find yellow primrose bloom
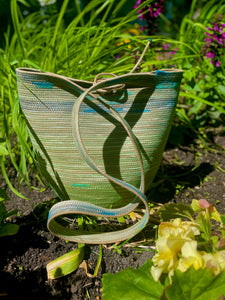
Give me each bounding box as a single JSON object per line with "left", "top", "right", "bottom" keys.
{"left": 177, "top": 240, "right": 203, "bottom": 273}
{"left": 201, "top": 253, "right": 221, "bottom": 276}
{"left": 151, "top": 237, "right": 186, "bottom": 281}
{"left": 210, "top": 251, "right": 225, "bottom": 275}
{"left": 151, "top": 219, "right": 200, "bottom": 281}
{"left": 213, "top": 250, "right": 225, "bottom": 269}
{"left": 158, "top": 218, "right": 200, "bottom": 240}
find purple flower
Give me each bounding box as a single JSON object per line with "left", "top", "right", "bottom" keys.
{"left": 162, "top": 43, "right": 171, "bottom": 50}
{"left": 134, "top": 0, "right": 164, "bottom": 34}
{"left": 214, "top": 24, "right": 219, "bottom": 31}
{"left": 156, "top": 43, "right": 178, "bottom": 66}
{"left": 206, "top": 51, "right": 215, "bottom": 59}
{"left": 202, "top": 15, "right": 225, "bottom": 67}
{"left": 216, "top": 61, "right": 221, "bottom": 67}
{"left": 134, "top": 0, "right": 141, "bottom": 9}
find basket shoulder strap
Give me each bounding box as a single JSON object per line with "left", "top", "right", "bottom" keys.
{"left": 47, "top": 69, "right": 150, "bottom": 244}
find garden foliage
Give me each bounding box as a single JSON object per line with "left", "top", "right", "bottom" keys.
{"left": 102, "top": 200, "right": 225, "bottom": 299}
{"left": 0, "top": 0, "right": 224, "bottom": 294}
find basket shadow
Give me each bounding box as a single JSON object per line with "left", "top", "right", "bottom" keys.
{"left": 147, "top": 162, "right": 215, "bottom": 204}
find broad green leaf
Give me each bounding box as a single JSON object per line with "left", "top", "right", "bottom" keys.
{"left": 165, "top": 267, "right": 225, "bottom": 300}
{"left": 158, "top": 203, "right": 194, "bottom": 222}
{"left": 0, "top": 223, "right": 19, "bottom": 237}
{"left": 47, "top": 244, "right": 85, "bottom": 279}
{"left": 102, "top": 259, "right": 164, "bottom": 300}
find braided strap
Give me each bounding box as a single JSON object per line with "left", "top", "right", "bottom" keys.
{"left": 47, "top": 76, "right": 150, "bottom": 244}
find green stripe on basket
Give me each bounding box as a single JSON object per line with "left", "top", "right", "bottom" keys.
{"left": 71, "top": 183, "right": 91, "bottom": 187}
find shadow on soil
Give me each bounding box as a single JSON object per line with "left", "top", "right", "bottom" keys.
{"left": 147, "top": 162, "right": 215, "bottom": 204}
{"left": 0, "top": 269, "right": 73, "bottom": 300}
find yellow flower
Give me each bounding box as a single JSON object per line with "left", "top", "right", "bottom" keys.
{"left": 177, "top": 240, "right": 203, "bottom": 273}
{"left": 151, "top": 237, "right": 185, "bottom": 281}
{"left": 213, "top": 250, "right": 225, "bottom": 270}
{"left": 158, "top": 218, "right": 200, "bottom": 240}
{"left": 201, "top": 253, "right": 221, "bottom": 276}
{"left": 201, "top": 251, "right": 225, "bottom": 276}
{"left": 151, "top": 219, "right": 200, "bottom": 281}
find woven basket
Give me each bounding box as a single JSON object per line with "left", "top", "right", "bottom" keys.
{"left": 16, "top": 63, "right": 183, "bottom": 244}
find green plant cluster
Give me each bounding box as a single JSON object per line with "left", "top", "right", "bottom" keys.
{"left": 0, "top": 187, "right": 19, "bottom": 237}
{"left": 102, "top": 199, "right": 225, "bottom": 299}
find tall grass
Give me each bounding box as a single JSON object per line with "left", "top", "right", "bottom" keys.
{"left": 140, "top": 0, "right": 225, "bottom": 145}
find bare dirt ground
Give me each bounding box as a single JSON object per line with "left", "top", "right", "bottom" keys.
{"left": 0, "top": 128, "right": 225, "bottom": 300}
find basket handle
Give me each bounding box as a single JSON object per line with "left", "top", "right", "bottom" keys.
{"left": 47, "top": 77, "right": 151, "bottom": 245}
{"left": 47, "top": 41, "right": 152, "bottom": 244}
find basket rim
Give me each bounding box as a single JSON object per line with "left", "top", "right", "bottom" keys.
{"left": 16, "top": 67, "right": 183, "bottom": 85}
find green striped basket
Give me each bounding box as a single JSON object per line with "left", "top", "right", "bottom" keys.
{"left": 16, "top": 65, "right": 183, "bottom": 244}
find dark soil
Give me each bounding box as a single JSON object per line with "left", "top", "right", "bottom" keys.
{"left": 1, "top": 129, "right": 225, "bottom": 300}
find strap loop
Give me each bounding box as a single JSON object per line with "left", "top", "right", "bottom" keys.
{"left": 93, "top": 73, "right": 126, "bottom": 93}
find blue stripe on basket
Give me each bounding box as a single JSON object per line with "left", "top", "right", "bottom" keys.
{"left": 32, "top": 81, "right": 54, "bottom": 89}
{"left": 156, "top": 82, "right": 180, "bottom": 89}
{"left": 20, "top": 98, "right": 176, "bottom": 113}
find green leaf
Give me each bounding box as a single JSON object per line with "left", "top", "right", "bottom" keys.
{"left": 0, "top": 188, "right": 10, "bottom": 202}
{"left": 6, "top": 209, "right": 18, "bottom": 218}
{"left": 46, "top": 244, "right": 85, "bottom": 279}
{"left": 221, "top": 215, "right": 225, "bottom": 227}
{"left": 17, "top": 0, "right": 30, "bottom": 6}
{"left": 102, "top": 259, "right": 164, "bottom": 300}
{"left": 0, "top": 145, "right": 8, "bottom": 156}
{"left": 216, "top": 85, "right": 225, "bottom": 96}
{"left": 0, "top": 202, "right": 7, "bottom": 223}
{"left": 165, "top": 267, "right": 225, "bottom": 300}
{"left": 0, "top": 223, "right": 19, "bottom": 237}
{"left": 158, "top": 203, "right": 194, "bottom": 222}
{"left": 196, "top": 212, "right": 211, "bottom": 242}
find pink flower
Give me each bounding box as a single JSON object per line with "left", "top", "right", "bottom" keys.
{"left": 134, "top": 0, "right": 164, "bottom": 34}
{"left": 216, "top": 61, "right": 221, "bottom": 67}
{"left": 198, "top": 199, "right": 214, "bottom": 212}
{"left": 162, "top": 43, "right": 171, "bottom": 50}
{"left": 206, "top": 51, "right": 215, "bottom": 59}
